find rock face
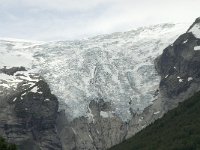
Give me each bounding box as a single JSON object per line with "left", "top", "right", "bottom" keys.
{"left": 0, "top": 67, "right": 62, "bottom": 150}
{"left": 155, "top": 18, "right": 200, "bottom": 111}
{"left": 0, "top": 66, "right": 26, "bottom": 75}
{"left": 56, "top": 92, "right": 162, "bottom": 150}
{"left": 57, "top": 99, "right": 128, "bottom": 150}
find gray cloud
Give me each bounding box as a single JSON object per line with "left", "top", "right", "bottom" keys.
{"left": 0, "top": 0, "right": 199, "bottom": 41}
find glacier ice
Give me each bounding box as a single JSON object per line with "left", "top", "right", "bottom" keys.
{"left": 0, "top": 23, "right": 189, "bottom": 121}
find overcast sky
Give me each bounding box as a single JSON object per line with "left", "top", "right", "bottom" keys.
{"left": 0, "top": 0, "right": 199, "bottom": 41}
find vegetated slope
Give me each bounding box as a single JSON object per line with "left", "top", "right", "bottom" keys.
{"left": 110, "top": 91, "right": 200, "bottom": 150}
{"left": 0, "top": 136, "right": 17, "bottom": 150}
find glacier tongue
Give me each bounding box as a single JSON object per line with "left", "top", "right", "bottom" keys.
{"left": 0, "top": 23, "right": 189, "bottom": 121}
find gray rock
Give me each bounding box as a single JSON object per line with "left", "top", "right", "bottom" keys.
{"left": 0, "top": 66, "right": 26, "bottom": 75}
{"left": 155, "top": 31, "right": 200, "bottom": 110}
{"left": 57, "top": 99, "right": 128, "bottom": 150}
{"left": 0, "top": 68, "right": 62, "bottom": 150}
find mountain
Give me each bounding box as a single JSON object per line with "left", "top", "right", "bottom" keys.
{"left": 0, "top": 23, "right": 188, "bottom": 120}
{"left": 110, "top": 17, "right": 200, "bottom": 150}
{"left": 0, "top": 18, "right": 199, "bottom": 150}
{"left": 109, "top": 91, "right": 200, "bottom": 150}
{"left": 0, "top": 67, "right": 62, "bottom": 149}
{"left": 154, "top": 17, "right": 200, "bottom": 111}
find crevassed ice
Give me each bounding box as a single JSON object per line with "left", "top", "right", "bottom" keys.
{"left": 0, "top": 23, "right": 189, "bottom": 121}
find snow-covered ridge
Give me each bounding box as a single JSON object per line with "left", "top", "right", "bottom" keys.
{"left": 0, "top": 70, "right": 41, "bottom": 96}
{"left": 188, "top": 17, "right": 200, "bottom": 39}
{"left": 189, "top": 24, "right": 200, "bottom": 38}
{"left": 0, "top": 39, "right": 44, "bottom": 69}
{"left": 0, "top": 23, "right": 189, "bottom": 121}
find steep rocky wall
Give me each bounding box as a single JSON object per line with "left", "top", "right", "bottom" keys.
{"left": 0, "top": 67, "right": 62, "bottom": 150}
{"left": 155, "top": 25, "right": 200, "bottom": 111}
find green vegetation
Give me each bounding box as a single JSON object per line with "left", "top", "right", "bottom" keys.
{"left": 110, "top": 91, "right": 200, "bottom": 150}
{"left": 0, "top": 137, "right": 17, "bottom": 150}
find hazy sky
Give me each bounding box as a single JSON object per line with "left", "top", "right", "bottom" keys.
{"left": 0, "top": 0, "right": 199, "bottom": 41}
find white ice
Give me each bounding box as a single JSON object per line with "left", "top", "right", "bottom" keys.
{"left": 194, "top": 46, "right": 200, "bottom": 51}
{"left": 0, "top": 23, "right": 189, "bottom": 121}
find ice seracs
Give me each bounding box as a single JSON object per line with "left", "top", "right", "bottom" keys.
{"left": 0, "top": 23, "right": 189, "bottom": 121}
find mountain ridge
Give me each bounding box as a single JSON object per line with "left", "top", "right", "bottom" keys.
{"left": 109, "top": 16, "right": 200, "bottom": 150}
{"left": 0, "top": 19, "right": 199, "bottom": 150}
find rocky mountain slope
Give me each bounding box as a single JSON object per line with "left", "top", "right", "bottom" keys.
{"left": 0, "top": 67, "right": 61, "bottom": 149}
{"left": 155, "top": 17, "right": 200, "bottom": 111}
{"left": 109, "top": 16, "right": 200, "bottom": 150}
{"left": 109, "top": 91, "right": 200, "bottom": 150}
{"left": 1, "top": 18, "right": 200, "bottom": 149}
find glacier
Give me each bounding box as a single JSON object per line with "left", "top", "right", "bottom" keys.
{"left": 0, "top": 23, "right": 189, "bottom": 121}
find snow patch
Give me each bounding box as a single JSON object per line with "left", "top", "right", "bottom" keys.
{"left": 194, "top": 46, "right": 200, "bottom": 51}
{"left": 0, "top": 73, "right": 14, "bottom": 80}
{"left": 100, "top": 111, "right": 113, "bottom": 118}
{"left": 0, "top": 52, "right": 33, "bottom": 69}
{"left": 31, "top": 86, "right": 39, "bottom": 93}
{"left": 179, "top": 79, "right": 183, "bottom": 82}
{"left": 188, "top": 77, "right": 193, "bottom": 82}
{"left": 0, "top": 23, "right": 189, "bottom": 121}
{"left": 13, "top": 97, "right": 17, "bottom": 102}
{"left": 21, "top": 93, "right": 26, "bottom": 97}
{"left": 153, "top": 111, "right": 160, "bottom": 115}
{"left": 88, "top": 134, "right": 93, "bottom": 141}
{"left": 183, "top": 39, "right": 188, "bottom": 44}
{"left": 0, "top": 83, "right": 10, "bottom": 88}
{"left": 138, "top": 117, "right": 144, "bottom": 122}
{"left": 44, "top": 98, "right": 50, "bottom": 101}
